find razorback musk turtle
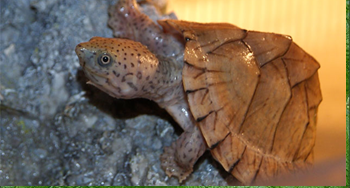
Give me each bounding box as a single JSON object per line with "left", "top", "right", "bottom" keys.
{"left": 75, "top": 0, "right": 322, "bottom": 184}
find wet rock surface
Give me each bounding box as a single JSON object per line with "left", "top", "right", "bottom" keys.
{"left": 0, "top": 0, "right": 231, "bottom": 185}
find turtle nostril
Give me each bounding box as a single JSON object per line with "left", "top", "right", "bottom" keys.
{"left": 75, "top": 44, "right": 87, "bottom": 55}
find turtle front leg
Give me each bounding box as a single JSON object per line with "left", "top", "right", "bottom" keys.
{"left": 161, "top": 101, "right": 207, "bottom": 182}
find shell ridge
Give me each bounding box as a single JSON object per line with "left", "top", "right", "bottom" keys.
{"left": 271, "top": 82, "right": 309, "bottom": 161}
{"left": 242, "top": 31, "right": 292, "bottom": 67}
{"left": 193, "top": 39, "right": 220, "bottom": 51}
{"left": 230, "top": 145, "right": 247, "bottom": 173}
{"left": 304, "top": 73, "right": 322, "bottom": 108}
{"left": 261, "top": 37, "right": 292, "bottom": 67}
{"left": 228, "top": 59, "right": 293, "bottom": 158}
{"left": 251, "top": 153, "right": 264, "bottom": 184}
{"left": 236, "top": 41, "right": 262, "bottom": 134}
{"left": 232, "top": 146, "right": 264, "bottom": 184}
{"left": 203, "top": 37, "right": 247, "bottom": 54}
{"left": 185, "top": 87, "right": 207, "bottom": 94}
{"left": 303, "top": 147, "right": 314, "bottom": 163}
{"left": 199, "top": 88, "right": 209, "bottom": 104}
{"left": 292, "top": 74, "right": 321, "bottom": 162}
{"left": 235, "top": 134, "right": 286, "bottom": 161}
{"left": 280, "top": 56, "right": 294, "bottom": 96}
{"left": 183, "top": 59, "right": 206, "bottom": 71}
{"left": 263, "top": 61, "right": 293, "bottom": 154}
{"left": 281, "top": 43, "right": 320, "bottom": 87}
{"left": 196, "top": 110, "right": 213, "bottom": 122}
{"left": 210, "top": 131, "right": 231, "bottom": 151}
{"left": 291, "top": 82, "right": 311, "bottom": 162}
{"left": 286, "top": 68, "right": 320, "bottom": 89}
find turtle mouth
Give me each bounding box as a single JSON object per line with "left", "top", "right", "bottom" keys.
{"left": 83, "top": 66, "right": 109, "bottom": 85}
{"left": 84, "top": 66, "right": 107, "bottom": 78}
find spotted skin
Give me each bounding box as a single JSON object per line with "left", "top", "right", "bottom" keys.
{"left": 75, "top": 36, "right": 207, "bottom": 182}
{"left": 108, "top": 0, "right": 184, "bottom": 60}
{"left": 76, "top": 37, "right": 160, "bottom": 99}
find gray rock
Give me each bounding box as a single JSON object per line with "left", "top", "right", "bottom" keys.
{"left": 0, "top": 0, "right": 232, "bottom": 185}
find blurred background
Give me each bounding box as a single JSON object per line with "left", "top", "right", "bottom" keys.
{"left": 167, "top": 0, "right": 346, "bottom": 183}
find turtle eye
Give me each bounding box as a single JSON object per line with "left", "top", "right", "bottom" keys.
{"left": 98, "top": 54, "right": 112, "bottom": 67}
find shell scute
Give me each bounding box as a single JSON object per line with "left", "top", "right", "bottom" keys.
{"left": 243, "top": 31, "right": 292, "bottom": 66}
{"left": 232, "top": 147, "right": 263, "bottom": 184}
{"left": 165, "top": 20, "right": 322, "bottom": 184}
{"left": 271, "top": 82, "right": 309, "bottom": 161}
{"left": 282, "top": 43, "right": 320, "bottom": 87}
{"left": 184, "top": 38, "right": 261, "bottom": 147}
{"left": 186, "top": 88, "right": 213, "bottom": 120}
{"left": 239, "top": 59, "right": 291, "bottom": 154}
{"left": 211, "top": 133, "right": 246, "bottom": 171}
{"left": 198, "top": 111, "right": 231, "bottom": 147}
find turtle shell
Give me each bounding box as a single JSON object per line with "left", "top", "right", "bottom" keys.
{"left": 159, "top": 20, "right": 322, "bottom": 184}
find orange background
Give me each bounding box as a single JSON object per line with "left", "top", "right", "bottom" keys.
{"left": 167, "top": 0, "right": 346, "bottom": 164}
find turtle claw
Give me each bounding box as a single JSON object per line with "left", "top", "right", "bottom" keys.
{"left": 160, "top": 143, "right": 193, "bottom": 183}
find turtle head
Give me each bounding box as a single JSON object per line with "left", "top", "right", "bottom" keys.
{"left": 75, "top": 37, "right": 159, "bottom": 99}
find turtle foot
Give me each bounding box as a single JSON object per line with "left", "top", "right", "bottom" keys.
{"left": 160, "top": 142, "right": 193, "bottom": 183}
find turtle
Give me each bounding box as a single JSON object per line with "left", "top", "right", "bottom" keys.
{"left": 75, "top": 0, "right": 322, "bottom": 185}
